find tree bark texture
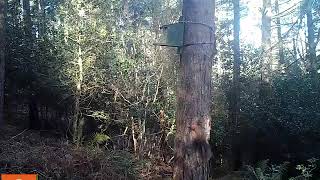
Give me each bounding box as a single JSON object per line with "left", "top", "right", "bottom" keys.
{"left": 174, "top": 0, "right": 215, "bottom": 179}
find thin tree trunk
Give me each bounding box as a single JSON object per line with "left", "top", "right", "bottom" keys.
{"left": 22, "top": 0, "right": 32, "bottom": 38}
{"left": 34, "top": 0, "right": 39, "bottom": 37}
{"left": 259, "top": 0, "right": 272, "bottom": 101}
{"left": 261, "top": 0, "right": 272, "bottom": 82}
{"left": 131, "top": 117, "right": 138, "bottom": 155}
{"left": 231, "top": 0, "right": 240, "bottom": 134}
{"left": 306, "top": 0, "right": 316, "bottom": 75}
{"left": 73, "top": 33, "right": 84, "bottom": 146}
{"left": 0, "top": 0, "right": 6, "bottom": 126}
{"left": 39, "top": 0, "right": 45, "bottom": 37}
{"left": 291, "top": 37, "right": 301, "bottom": 71}
{"left": 23, "top": 0, "right": 34, "bottom": 94}
{"left": 229, "top": 0, "right": 241, "bottom": 171}
{"left": 275, "top": 0, "right": 285, "bottom": 65}
{"left": 73, "top": 91, "right": 80, "bottom": 143}
{"left": 174, "top": 0, "right": 215, "bottom": 179}
{"left": 293, "top": 38, "right": 297, "bottom": 61}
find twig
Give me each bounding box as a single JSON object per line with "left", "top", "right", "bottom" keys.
{"left": 10, "top": 129, "right": 28, "bottom": 139}
{"left": 168, "top": 156, "right": 175, "bottom": 164}
{"left": 152, "top": 64, "right": 164, "bottom": 104}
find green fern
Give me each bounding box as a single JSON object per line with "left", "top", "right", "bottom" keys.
{"left": 289, "top": 158, "right": 319, "bottom": 180}
{"left": 246, "top": 160, "right": 288, "bottom": 180}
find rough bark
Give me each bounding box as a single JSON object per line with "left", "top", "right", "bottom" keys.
{"left": 174, "top": 0, "right": 215, "bottom": 179}
{"left": 0, "top": 0, "right": 5, "bottom": 126}
{"left": 261, "top": 0, "right": 272, "bottom": 82}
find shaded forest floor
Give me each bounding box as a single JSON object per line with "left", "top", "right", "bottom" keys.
{"left": 0, "top": 125, "right": 248, "bottom": 180}
{"left": 2, "top": 127, "right": 317, "bottom": 179}
{"left": 0, "top": 125, "right": 172, "bottom": 180}
{"left": 5, "top": 125, "right": 315, "bottom": 180}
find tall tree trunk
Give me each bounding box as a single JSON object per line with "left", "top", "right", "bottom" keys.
{"left": 306, "top": 0, "right": 316, "bottom": 75}
{"left": 174, "top": 0, "right": 215, "bottom": 179}
{"left": 231, "top": 0, "right": 240, "bottom": 135}
{"left": 229, "top": 0, "right": 241, "bottom": 171}
{"left": 22, "top": 0, "right": 32, "bottom": 38}
{"left": 275, "top": 0, "right": 285, "bottom": 65}
{"left": 0, "top": 0, "right": 6, "bottom": 126}
{"left": 291, "top": 37, "right": 301, "bottom": 72}
{"left": 261, "top": 0, "right": 272, "bottom": 83}
{"left": 73, "top": 33, "right": 84, "bottom": 146}
{"left": 34, "top": 0, "right": 40, "bottom": 38}
{"left": 39, "top": 0, "right": 45, "bottom": 37}
{"left": 22, "top": 0, "right": 33, "bottom": 88}
{"left": 293, "top": 38, "right": 297, "bottom": 61}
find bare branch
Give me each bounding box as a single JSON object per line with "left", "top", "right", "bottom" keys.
{"left": 10, "top": 129, "right": 28, "bottom": 139}
{"left": 152, "top": 64, "right": 164, "bottom": 104}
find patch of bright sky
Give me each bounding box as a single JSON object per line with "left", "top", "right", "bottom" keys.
{"left": 240, "top": 0, "right": 302, "bottom": 47}
{"left": 240, "top": 0, "right": 262, "bottom": 47}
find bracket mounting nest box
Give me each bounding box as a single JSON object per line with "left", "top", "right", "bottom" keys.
{"left": 154, "top": 17, "right": 214, "bottom": 53}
